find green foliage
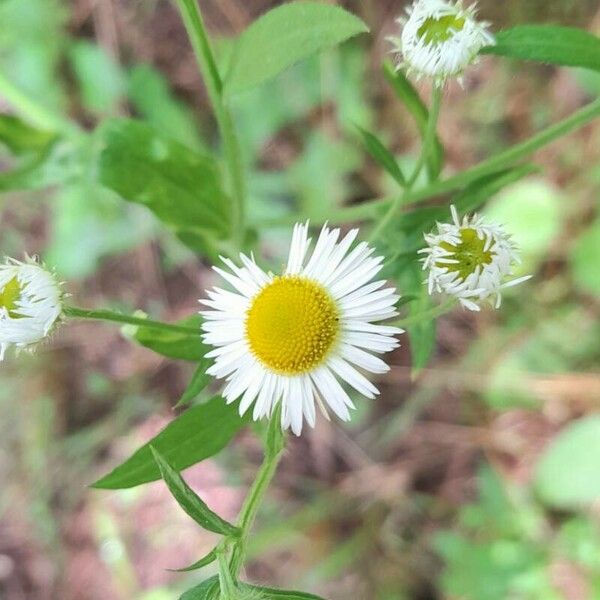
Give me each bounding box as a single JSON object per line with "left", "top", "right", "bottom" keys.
{"left": 98, "top": 118, "right": 231, "bottom": 253}
{"left": 383, "top": 62, "right": 444, "bottom": 180}
{"left": 535, "top": 416, "right": 600, "bottom": 510}
{"left": 133, "top": 315, "right": 207, "bottom": 362}
{"left": 92, "top": 397, "right": 248, "bottom": 489}
{"left": 151, "top": 446, "right": 239, "bottom": 536}
{"left": 68, "top": 40, "right": 125, "bottom": 116}
{"left": 168, "top": 548, "right": 217, "bottom": 573}
{"left": 570, "top": 218, "right": 600, "bottom": 297}
{"left": 482, "top": 25, "right": 600, "bottom": 72}
{"left": 355, "top": 126, "right": 405, "bottom": 186}
{"left": 0, "top": 114, "right": 55, "bottom": 154}
{"left": 175, "top": 362, "right": 213, "bottom": 408}
{"left": 224, "top": 2, "right": 368, "bottom": 96}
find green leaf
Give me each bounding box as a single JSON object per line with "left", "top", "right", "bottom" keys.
{"left": 0, "top": 114, "right": 56, "bottom": 154}
{"left": 481, "top": 25, "right": 600, "bottom": 72}
{"left": 535, "top": 416, "right": 600, "bottom": 510}
{"left": 175, "top": 360, "right": 213, "bottom": 408}
{"left": 243, "top": 584, "right": 327, "bottom": 599}
{"left": 383, "top": 62, "right": 444, "bottom": 180}
{"left": 69, "top": 40, "right": 125, "bottom": 115}
{"left": 128, "top": 64, "right": 204, "bottom": 151}
{"left": 355, "top": 126, "right": 405, "bottom": 186}
{"left": 179, "top": 577, "right": 328, "bottom": 600}
{"left": 179, "top": 576, "right": 220, "bottom": 600}
{"left": 168, "top": 548, "right": 217, "bottom": 573}
{"left": 570, "top": 219, "right": 600, "bottom": 297}
{"left": 98, "top": 118, "right": 230, "bottom": 239}
{"left": 92, "top": 396, "right": 248, "bottom": 489}
{"left": 151, "top": 447, "right": 239, "bottom": 536}
{"left": 133, "top": 315, "right": 206, "bottom": 362}
{"left": 224, "top": 2, "right": 368, "bottom": 96}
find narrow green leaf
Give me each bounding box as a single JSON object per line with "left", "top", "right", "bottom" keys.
{"left": 243, "top": 584, "right": 328, "bottom": 599}
{"left": 92, "top": 396, "right": 248, "bottom": 489}
{"left": 535, "top": 416, "right": 600, "bottom": 510}
{"left": 151, "top": 447, "right": 239, "bottom": 536}
{"left": 168, "top": 548, "right": 217, "bottom": 572}
{"left": 179, "top": 576, "right": 220, "bottom": 600}
{"left": 355, "top": 125, "right": 405, "bottom": 186}
{"left": 98, "top": 118, "right": 230, "bottom": 239}
{"left": 179, "top": 577, "right": 328, "bottom": 600}
{"left": 133, "top": 315, "right": 206, "bottom": 362}
{"left": 383, "top": 62, "right": 444, "bottom": 179}
{"left": 224, "top": 2, "right": 368, "bottom": 96}
{"left": 0, "top": 114, "right": 56, "bottom": 154}
{"left": 175, "top": 360, "right": 212, "bottom": 408}
{"left": 482, "top": 25, "right": 600, "bottom": 72}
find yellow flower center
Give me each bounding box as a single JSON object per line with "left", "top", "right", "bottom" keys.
{"left": 0, "top": 277, "right": 23, "bottom": 318}
{"left": 245, "top": 276, "right": 340, "bottom": 375}
{"left": 438, "top": 228, "right": 494, "bottom": 280}
{"left": 418, "top": 14, "right": 466, "bottom": 44}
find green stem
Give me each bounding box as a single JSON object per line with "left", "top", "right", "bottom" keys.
{"left": 369, "top": 87, "right": 443, "bottom": 243}
{"left": 218, "top": 546, "right": 238, "bottom": 600}
{"left": 0, "top": 70, "right": 80, "bottom": 137}
{"left": 174, "top": 0, "right": 246, "bottom": 248}
{"left": 265, "top": 96, "right": 600, "bottom": 228}
{"left": 63, "top": 306, "right": 200, "bottom": 335}
{"left": 229, "top": 406, "right": 286, "bottom": 578}
{"left": 395, "top": 298, "right": 455, "bottom": 328}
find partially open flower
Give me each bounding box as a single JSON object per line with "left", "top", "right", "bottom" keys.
{"left": 0, "top": 257, "right": 63, "bottom": 360}
{"left": 420, "top": 206, "right": 531, "bottom": 311}
{"left": 200, "top": 223, "right": 402, "bottom": 435}
{"left": 389, "top": 0, "right": 495, "bottom": 85}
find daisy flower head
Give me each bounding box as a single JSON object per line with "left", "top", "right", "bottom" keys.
{"left": 420, "top": 205, "right": 531, "bottom": 311}
{"left": 389, "top": 0, "right": 495, "bottom": 85}
{"left": 0, "top": 256, "right": 63, "bottom": 360}
{"left": 200, "top": 223, "right": 402, "bottom": 436}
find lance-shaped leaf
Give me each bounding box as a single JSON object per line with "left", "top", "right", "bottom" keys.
{"left": 179, "top": 576, "right": 220, "bottom": 600}
{"left": 481, "top": 25, "right": 600, "bottom": 72}
{"left": 383, "top": 62, "right": 444, "bottom": 180}
{"left": 175, "top": 360, "right": 213, "bottom": 408}
{"left": 355, "top": 126, "right": 405, "bottom": 186}
{"left": 92, "top": 397, "right": 249, "bottom": 489}
{"left": 224, "top": 2, "right": 368, "bottom": 96}
{"left": 168, "top": 548, "right": 217, "bottom": 573}
{"left": 151, "top": 447, "right": 239, "bottom": 536}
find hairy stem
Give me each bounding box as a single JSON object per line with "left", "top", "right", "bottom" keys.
{"left": 63, "top": 306, "right": 200, "bottom": 335}
{"left": 175, "top": 0, "right": 246, "bottom": 248}
{"left": 229, "top": 406, "right": 286, "bottom": 578}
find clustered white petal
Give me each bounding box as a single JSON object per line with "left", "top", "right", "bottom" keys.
{"left": 200, "top": 223, "right": 402, "bottom": 436}
{"left": 389, "top": 0, "right": 495, "bottom": 85}
{"left": 0, "top": 256, "right": 63, "bottom": 360}
{"left": 420, "top": 206, "right": 531, "bottom": 311}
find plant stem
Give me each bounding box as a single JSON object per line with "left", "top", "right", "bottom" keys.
{"left": 229, "top": 406, "right": 286, "bottom": 578}
{"left": 175, "top": 0, "right": 246, "bottom": 248}
{"left": 0, "top": 70, "right": 80, "bottom": 138}
{"left": 218, "top": 546, "right": 238, "bottom": 600}
{"left": 264, "top": 96, "right": 600, "bottom": 228}
{"left": 368, "top": 87, "right": 443, "bottom": 243}
{"left": 63, "top": 306, "right": 200, "bottom": 335}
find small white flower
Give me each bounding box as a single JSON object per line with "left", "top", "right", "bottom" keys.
{"left": 0, "top": 256, "right": 63, "bottom": 360}
{"left": 389, "top": 0, "right": 495, "bottom": 85}
{"left": 200, "top": 223, "right": 402, "bottom": 436}
{"left": 420, "top": 206, "right": 531, "bottom": 311}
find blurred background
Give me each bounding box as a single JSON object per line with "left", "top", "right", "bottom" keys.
{"left": 1, "top": 1, "right": 600, "bottom": 598}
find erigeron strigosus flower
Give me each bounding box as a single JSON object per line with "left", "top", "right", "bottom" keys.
{"left": 200, "top": 223, "right": 402, "bottom": 435}
{"left": 389, "top": 0, "right": 495, "bottom": 85}
{"left": 420, "top": 205, "right": 531, "bottom": 311}
{"left": 0, "top": 256, "right": 63, "bottom": 360}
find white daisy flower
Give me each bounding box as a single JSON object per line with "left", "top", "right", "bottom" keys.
{"left": 389, "top": 0, "right": 495, "bottom": 85}
{"left": 0, "top": 256, "right": 63, "bottom": 360}
{"left": 200, "top": 223, "right": 402, "bottom": 436}
{"left": 420, "top": 205, "right": 531, "bottom": 311}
